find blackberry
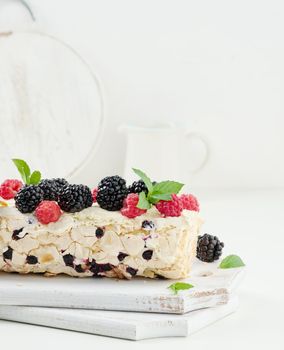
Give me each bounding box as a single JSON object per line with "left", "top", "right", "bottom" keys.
{"left": 15, "top": 185, "right": 44, "bottom": 213}
{"left": 39, "top": 178, "right": 69, "bottom": 201}
{"left": 128, "top": 180, "right": 148, "bottom": 195}
{"left": 142, "top": 250, "right": 153, "bottom": 260}
{"left": 26, "top": 255, "right": 38, "bottom": 265}
{"left": 58, "top": 184, "right": 93, "bottom": 213}
{"left": 196, "top": 234, "right": 224, "bottom": 262}
{"left": 96, "top": 176, "right": 128, "bottom": 211}
{"left": 39, "top": 179, "right": 58, "bottom": 201}
{"left": 3, "top": 247, "right": 13, "bottom": 260}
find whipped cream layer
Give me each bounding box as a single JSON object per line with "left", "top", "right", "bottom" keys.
{"left": 0, "top": 205, "right": 202, "bottom": 279}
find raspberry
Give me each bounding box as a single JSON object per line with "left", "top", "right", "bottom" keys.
{"left": 0, "top": 179, "right": 23, "bottom": 200}
{"left": 92, "top": 188, "right": 98, "bottom": 203}
{"left": 179, "top": 194, "right": 200, "bottom": 212}
{"left": 120, "top": 193, "right": 147, "bottom": 218}
{"left": 35, "top": 201, "right": 62, "bottom": 225}
{"left": 155, "top": 194, "right": 183, "bottom": 217}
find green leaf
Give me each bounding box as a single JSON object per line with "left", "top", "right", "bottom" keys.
{"left": 219, "top": 255, "right": 245, "bottom": 269}
{"left": 132, "top": 168, "right": 153, "bottom": 193}
{"left": 148, "top": 193, "right": 172, "bottom": 204}
{"left": 137, "top": 191, "right": 152, "bottom": 209}
{"left": 12, "top": 159, "right": 31, "bottom": 184}
{"left": 29, "top": 170, "right": 41, "bottom": 185}
{"left": 168, "top": 282, "right": 194, "bottom": 295}
{"left": 152, "top": 181, "right": 184, "bottom": 195}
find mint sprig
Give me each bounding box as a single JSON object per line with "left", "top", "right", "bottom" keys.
{"left": 12, "top": 159, "right": 41, "bottom": 185}
{"left": 168, "top": 282, "right": 194, "bottom": 295}
{"left": 132, "top": 168, "right": 184, "bottom": 209}
{"left": 219, "top": 254, "right": 245, "bottom": 269}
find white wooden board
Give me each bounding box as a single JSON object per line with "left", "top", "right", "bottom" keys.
{"left": 0, "top": 260, "right": 244, "bottom": 314}
{"left": 0, "top": 297, "right": 238, "bottom": 340}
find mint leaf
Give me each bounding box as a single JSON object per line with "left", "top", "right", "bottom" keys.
{"left": 132, "top": 168, "right": 153, "bottom": 193}
{"left": 148, "top": 193, "right": 172, "bottom": 204}
{"left": 168, "top": 282, "right": 194, "bottom": 295}
{"left": 12, "top": 159, "right": 31, "bottom": 184}
{"left": 137, "top": 191, "right": 152, "bottom": 209}
{"left": 219, "top": 255, "right": 245, "bottom": 269}
{"left": 29, "top": 170, "right": 41, "bottom": 185}
{"left": 152, "top": 181, "right": 184, "bottom": 195}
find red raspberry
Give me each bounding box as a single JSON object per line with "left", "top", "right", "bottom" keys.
{"left": 155, "top": 194, "right": 183, "bottom": 217}
{"left": 92, "top": 188, "right": 98, "bottom": 203}
{"left": 35, "top": 201, "right": 62, "bottom": 225}
{"left": 120, "top": 193, "right": 147, "bottom": 218}
{"left": 0, "top": 179, "right": 23, "bottom": 200}
{"left": 179, "top": 194, "right": 200, "bottom": 212}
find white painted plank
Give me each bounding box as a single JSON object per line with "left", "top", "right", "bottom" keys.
{"left": 0, "top": 297, "right": 238, "bottom": 340}
{"left": 0, "top": 260, "right": 244, "bottom": 314}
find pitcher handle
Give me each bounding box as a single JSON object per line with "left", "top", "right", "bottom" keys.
{"left": 185, "top": 131, "right": 209, "bottom": 174}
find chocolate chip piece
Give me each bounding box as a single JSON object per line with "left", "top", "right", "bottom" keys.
{"left": 26, "top": 255, "right": 38, "bottom": 264}
{"left": 117, "top": 252, "right": 128, "bottom": 261}
{"left": 142, "top": 220, "right": 155, "bottom": 230}
{"left": 3, "top": 247, "right": 13, "bottom": 260}
{"left": 63, "top": 254, "right": 74, "bottom": 267}
{"left": 95, "top": 227, "right": 104, "bottom": 238}
{"left": 142, "top": 250, "right": 153, "bottom": 260}
{"left": 126, "top": 266, "right": 137, "bottom": 276}
{"left": 75, "top": 265, "right": 84, "bottom": 273}
{"left": 12, "top": 227, "right": 25, "bottom": 240}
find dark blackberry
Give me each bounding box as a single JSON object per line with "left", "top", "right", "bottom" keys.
{"left": 96, "top": 176, "right": 128, "bottom": 211}
{"left": 39, "top": 179, "right": 59, "bottom": 201}
{"left": 52, "top": 178, "right": 69, "bottom": 189}
{"left": 75, "top": 265, "right": 84, "bottom": 273}
{"left": 15, "top": 185, "right": 44, "bottom": 213}
{"left": 128, "top": 179, "right": 148, "bottom": 195}
{"left": 58, "top": 184, "right": 93, "bottom": 213}
{"left": 196, "top": 234, "right": 224, "bottom": 263}
{"left": 90, "top": 260, "right": 112, "bottom": 275}
{"left": 142, "top": 250, "right": 153, "bottom": 260}
{"left": 26, "top": 255, "right": 38, "bottom": 264}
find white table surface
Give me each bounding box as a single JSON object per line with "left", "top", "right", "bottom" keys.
{"left": 1, "top": 189, "right": 283, "bottom": 349}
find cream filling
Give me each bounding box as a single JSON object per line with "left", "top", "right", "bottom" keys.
{"left": 0, "top": 205, "right": 203, "bottom": 279}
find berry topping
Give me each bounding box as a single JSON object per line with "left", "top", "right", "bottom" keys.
{"left": 95, "top": 227, "right": 104, "bottom": 238}
{"left": 35, "top": 201, "right": 62, "bottom": 225}
{"left": 155, "top": 194, "right": 183, "bottom": 217}
{"left": 58, "top": 184, "right": 93, "bottom": 213}
{"left": 117, "top": 252, "right": 128, "bottom": 261}
{"left": 121, "top": 193, "right": 147, "bottom": 218}
{"left": 142, "top": 250, "right": 153, "bottom": 260}
{"left": 38, "top": 179, "right": 60, "bottom": 201}
{"left": 141, "top": 220, "right": 155, "bottom": 230}
{"left": 52, "top": 178, "right": 69, "bottom": 190}
{"left": 96, "top": 176, "right": 128, "bottom": 211}
{"left": 3, "top": 246, "right": 13, "bottom": 260}
{"left": 128, "top": 179, "right": 148, "bottom": 195}
{"left": 26, "top": 255, "right": 38, "bottom": 265}
{"left": 180, "top": 194, "right": 200, "bottom": 212}
{"left": 90, "top": 260, "right": 112, "bottom": 275}
{"left": 63, "top": 254, "right": 74, "bottom": 267}
{"left": 92, "top": 188, "right": 98, "bottom": 203}
{"left": 15, "top": 185, "right": 44, "bottom": 213}
{"left": 196, "top": 234, "right": 224, "bottom": 262}
{"left": 0, "top": 179, "right": 23, "bottom": 200}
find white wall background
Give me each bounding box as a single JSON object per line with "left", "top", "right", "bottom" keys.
{"left": 1, "top": 0, "right": 284, "bottom": 188}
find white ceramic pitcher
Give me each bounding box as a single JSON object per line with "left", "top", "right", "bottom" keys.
{"left": 119, "top": 124, "right": 209, "bottom": 184}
